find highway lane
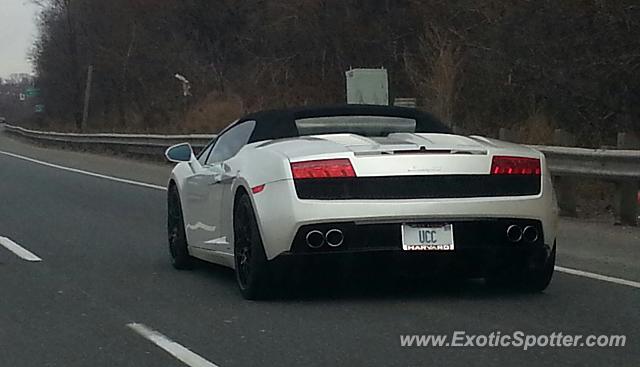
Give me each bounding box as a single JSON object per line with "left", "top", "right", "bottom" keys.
{"left": 0, "top": 154, "right": 185, "bottom": 367}
{"left": 1, "top": 140, "right": 639, "bottom": 366}
{"left": 0, "top": 253, "right": 184, "bottom": 367}
{"left": 0, "top": 126, "right": 172, "bottom": 186}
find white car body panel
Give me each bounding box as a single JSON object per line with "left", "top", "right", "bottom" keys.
{"left": 169, "top": 131, "right": 559, "bottom": 266}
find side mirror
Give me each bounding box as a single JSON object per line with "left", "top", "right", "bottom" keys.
{"left": 165, "top": 143, "right": 194, "bottom": 163}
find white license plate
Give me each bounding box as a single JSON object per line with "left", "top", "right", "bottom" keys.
{"left": 401, "top": 223, "right": 455, "bottom": 251}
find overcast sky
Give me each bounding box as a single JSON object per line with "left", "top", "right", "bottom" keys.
{"left": 0, "top": 0, "right": 39, "bottom": 78}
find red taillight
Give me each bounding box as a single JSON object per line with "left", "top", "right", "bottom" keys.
{"left": 290, "top": 158, "right": 356, "bottom": 179}
{"left": 491, "top": 156, "right": 541, "bottom": 175}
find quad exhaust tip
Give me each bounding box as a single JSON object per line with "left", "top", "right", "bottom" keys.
{"left": 507, "top": 224, "right": 539, "bottom": 243}
{"left": 522, "top": 226, "right": 539, "bottom": 243}
{"left": 506, "top": 225, "right": 523, "bottom": 243}
{"left": 325, "top": 229, "right": 344, "bottom": 247}
{"left": 305, "top": 229, "right": 344, "bottom": 248}
{"left": 305, "top": 230, "right": 325, "bottom": 249}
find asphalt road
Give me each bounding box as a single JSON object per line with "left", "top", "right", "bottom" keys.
{"left": 1, "top": 129, "right": 638, "bottom": 366}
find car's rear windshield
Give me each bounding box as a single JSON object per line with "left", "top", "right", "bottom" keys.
{"left": 295, "top": 116, "right": 418, "bottom": 137}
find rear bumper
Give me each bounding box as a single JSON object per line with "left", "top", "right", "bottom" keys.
{"left": 276, "top": 218, "right": 553, "bottom": 277}
{"left": 289, "top": 218, "right": 544, "bottom": 254}
{"left": 252, "top": 178, "right": 558, "bottom": 260}
{"left": 272, "top": 246, "right": 553, "bottom": 279}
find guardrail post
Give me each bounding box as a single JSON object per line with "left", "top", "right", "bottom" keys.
{"left": 615, "top": 132, "right": 639, "bottom": 226}
{"left": 553, "top": 129, "right": 577, "bottom": 217}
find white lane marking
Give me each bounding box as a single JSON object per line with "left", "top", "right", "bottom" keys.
{"left": 204, "top": 236, "right": 228, "bottom": 245}
{"left": 0, "top": 236, "right": 42, "bottom": 262}
{"left": 127, "top": 323, "right": 220, "bottom": 367}
{"left": 555, "top": 266, "right": 640, "bottom": 289}
{"left": 0, "top": 150, "right": 166, "bottom": 191}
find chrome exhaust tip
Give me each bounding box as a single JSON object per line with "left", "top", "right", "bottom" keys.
{"left": 523, "top": 226, "right": 539, "bottom": 243}
{"left": 506, "top": 225, "right": 523, "bottom": 243}
{"left": 325, "top": 229, "right": 344, "bottom": 247}
{"left": 305, "top": 230, "right": 325, "bottom": 249}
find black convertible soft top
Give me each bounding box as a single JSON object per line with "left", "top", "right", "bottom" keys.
{"left": 232, "top": 105, "right": 450, "bottom": 143}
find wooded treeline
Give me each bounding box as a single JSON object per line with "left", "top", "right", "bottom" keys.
{"left": 30, "top": 0, "right": 639, "bottom": 145}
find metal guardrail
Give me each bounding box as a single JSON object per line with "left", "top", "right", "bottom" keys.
{"left": 2, "top": 123, "right": 215, "bottom": 156}
{"left": 4, "top": 123, "right": 639, "bottom": 178}
{"left": 2, "top": 122, "right": 638, "bottom": 225}
{"left": 530, "top": 144, "right": 640, "bottom": 225}
{"left": 500, "top": 127, "right": 639, "bottom": 225}
{"left": 530, "top": 145, "right": 640, "bottom": 180}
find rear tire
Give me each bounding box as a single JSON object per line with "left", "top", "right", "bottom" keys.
{"left": 168, "top": 185, "right": 194, "bottom": 270}
{"left": 486, "top": 243, "right": 556, "bottom": 292}
{"left": 521, "top": 244, "right": 556, "bottom": 292}
{"left": 233, "top": 192, "right": 274, "bottom": 300}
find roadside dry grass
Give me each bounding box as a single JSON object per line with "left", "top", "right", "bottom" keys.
{"left": 18, "top": 92, "right": 247, "bottom": 135}
{"left": 181, "top": 92, "right": 245, "bottom": 133}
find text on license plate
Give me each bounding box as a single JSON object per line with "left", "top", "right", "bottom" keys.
{"left": 401, "top": 223, "right": 454, "bottom": 251}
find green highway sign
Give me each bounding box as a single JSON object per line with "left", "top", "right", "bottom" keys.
{"left": 26, "top": 87, "right": 41, "bottom": 97}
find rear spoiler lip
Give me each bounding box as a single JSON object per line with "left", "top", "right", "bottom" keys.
{"left": 353, "top": 148, "right": 488, "bottom": 156}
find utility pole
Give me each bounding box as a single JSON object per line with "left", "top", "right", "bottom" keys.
{"left": 81, "top": 65, "right": 93, "bottom": 131}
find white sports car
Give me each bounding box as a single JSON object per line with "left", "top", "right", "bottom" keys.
{"left": 166, "top": 105, "right": 559, "bottom": 299}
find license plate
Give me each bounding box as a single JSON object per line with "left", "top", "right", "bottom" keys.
{"left": 401, "top": 223, "right": 454, "bottom": 251}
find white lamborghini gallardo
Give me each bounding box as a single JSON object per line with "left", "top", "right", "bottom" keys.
{"left": 166, "top": 105, "right": 559, "bottom": 299}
